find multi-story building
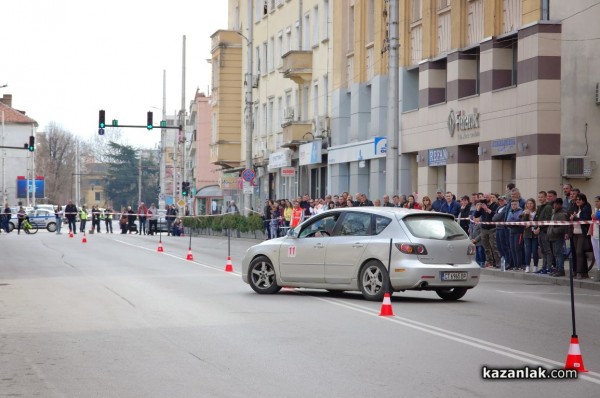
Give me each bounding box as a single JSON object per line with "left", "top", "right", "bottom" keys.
{"left": 0, "top": 94, "right": 38, "bottom": 206}
{"left": 213, "top": 0, "right": 334, "bottom": 209}
{"left": 187, "top": 90, "right": 221, "bottom": 214}
{"left": 399, "top": 0, "right": 562, "bottom": 199}
{"left": 213, "top": 1, "right": 600, "bottom": 203}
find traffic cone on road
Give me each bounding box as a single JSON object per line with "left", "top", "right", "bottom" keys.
{"left": 379, "top": 292, "right": 394, "bottom": 316}
{"left": 186, "top": 248, "right": 194, "bottom": 261}
{"left": 157, "top": 241, "right": 164, "bottom": 252}
{"left": 564, "top": 336, "right": 588, "bottom": 372}
{"left": 69, "top": 230, "right": 73, "bottom": 238}
{"left": 81, "top": 233, "right": 87, "bottom": 243}
{"left": 225, "top": 256, "right": 233, "bottom": 272}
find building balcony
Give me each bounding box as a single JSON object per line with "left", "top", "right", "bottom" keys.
{"left": 280, "top": 121, "right": 313, "bottom": 147}
{"left": 281, "top": 51, "right": 312, "bottom": 84}
{"left": 210, "top": 141, "right": 242, "bottom": 168}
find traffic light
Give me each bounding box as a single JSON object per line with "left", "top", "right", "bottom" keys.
{"left": 99, "top": 110, "right": 106, "bottom": 128}
{"left": 28, "top": 135, "right": 35, "bottom": 152}
{"left": 181, "top": 181, "right": 189, "bottom": 196}
{"left": 147, "top": 111, "right": 153, "bottom": 130}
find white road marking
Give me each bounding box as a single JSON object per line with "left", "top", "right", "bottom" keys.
{"left": 115, "top": 238, "right": 600, "bottom": 384}
{"left": 497, "top": 290, "right": 600, "bottom": 297}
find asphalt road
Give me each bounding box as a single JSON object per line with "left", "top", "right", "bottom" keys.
{"left": 1, "top": 231, "right": 600, "bottom": 397}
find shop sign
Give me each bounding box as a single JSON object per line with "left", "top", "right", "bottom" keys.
{"left": 281, "top": 167, "right": 296, "bottom": 177}
{"left": 448, "top": 109, "right": 480, "bottom": 139}
{"left": 328, "top": 137, "right": 387, "bottom": 165}
{"left": 299, "top": 140, "right": 322, "bottom": 166}
{"left": 428, "top": 148, "right": 448, "bottom": 166}
{"left": 491, "top": 138, "right": 516, "bottom": 156}
{"left": 219, "top": 173, "right": 241, "bottom": 190}
{"left": 268, "top": 150, "right": 292, "bottom": 170}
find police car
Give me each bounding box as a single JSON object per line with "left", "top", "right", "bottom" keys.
{"left": 7, "top": 208, "right": 58, "bottom": 232}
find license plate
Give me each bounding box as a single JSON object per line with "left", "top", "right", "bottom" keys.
{"left": 441, "top": 271, "right": 468, "bottom": 281}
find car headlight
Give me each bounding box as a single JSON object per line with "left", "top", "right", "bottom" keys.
{"left": 467, "top": 244, "right": 476, "bottom": 256}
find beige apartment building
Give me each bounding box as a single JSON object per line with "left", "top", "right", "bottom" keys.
{"left": 212, "top": 0, "right": 333, "bottom": 208}
{"left": 211, "top": 0, "right": 600, "bottom": 204}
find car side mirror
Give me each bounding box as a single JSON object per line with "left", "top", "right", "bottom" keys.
{"left": 287, "top": 228, "right": 297, "bottom": 238}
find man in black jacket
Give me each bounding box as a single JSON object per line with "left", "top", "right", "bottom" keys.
{"left": 65, "top": 200, "right": 78, "bottom": 234}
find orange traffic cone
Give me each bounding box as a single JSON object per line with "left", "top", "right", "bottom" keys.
{"left": 69, "top": 230, "right": 74, "bottom": 238}
{"left": 564, "top": 336, "right": 588, "bottom": 372}
{"left": 186, "top": 248, "right": 194, "bottom": 261}
{"left": 82, "top": 233, "right": 87, "bottom": 243}
{"left": 379, "top": 292, "right": 394, "bottom": 316}
{"left": 225, "top": 256, "right": 233, "bottom": 272}
{"left": 157, "top": 241, "right": 164, "bottom": 252}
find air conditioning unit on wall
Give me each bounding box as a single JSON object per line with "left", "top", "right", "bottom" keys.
{"left": 562, "top": 156, "right": 592, "bottom": 178}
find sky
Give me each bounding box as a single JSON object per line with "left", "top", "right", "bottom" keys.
{"left": 1, "top": 0, "right": 229, "bottom": 149}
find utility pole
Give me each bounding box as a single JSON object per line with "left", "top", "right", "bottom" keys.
{"left": 159, "top": 70, "right": 166, "bottom": 203}
{"left": 243, "top": 1, "right": 254, "bottom": 215}
{"left": 386, "top": 0, "right": 399, "bottom": 196}
{"left": 180, "top": 35, "right": 187, "bottom": 213}
{"left": 138, "top": 149, "right": 142, "bottom": 205}
{"left": 1, "top": 111, "right": 5, "bottom": 205}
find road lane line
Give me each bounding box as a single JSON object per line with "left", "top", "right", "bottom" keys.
{"left": 113, "top": 238, "right": 600, "bottom": 384}
{"left": 497, "top": 290, "right": 600, "bottom": 297}
{"left": 311, "top": 296, "right": 600, "bottom": 385}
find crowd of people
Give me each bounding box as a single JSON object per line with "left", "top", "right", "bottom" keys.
{"left": 262, "top": 183, "right": 600, "bottom": 280}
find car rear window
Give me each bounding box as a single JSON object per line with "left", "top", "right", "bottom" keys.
{"left": 401, "top": 215, "right": 467, "bottom": 240}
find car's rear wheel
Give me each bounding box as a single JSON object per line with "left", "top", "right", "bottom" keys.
{"left": 8, "top": 222, "right": 15, "bottom": 232}
{"left": 435, "top": 287, "right": 468, "bottom": 301}
{"left": 248, "top": 256, "right": 281, "bottom": 294}
{"left": 47, "top": 222, "right": 57, "bottom": 232}
{"left": 358, "top": 260, "right": 390, "bottom": 301}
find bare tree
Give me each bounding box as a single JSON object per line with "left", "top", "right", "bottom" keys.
{"left": 35, "top": 123, "right": 79, "bottom": 204}
{"left": 84, "top": 128, "right": 124, "bottom": 163}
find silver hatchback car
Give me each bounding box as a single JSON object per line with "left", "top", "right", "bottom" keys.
{"left": 242, "top": 207, "right": 481, "bottom": 301}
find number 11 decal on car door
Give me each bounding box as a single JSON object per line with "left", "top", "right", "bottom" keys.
{"left": 288, "top": 246, "right": 297, "bottom": 257}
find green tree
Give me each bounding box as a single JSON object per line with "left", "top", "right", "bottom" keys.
{"left": 103, "top": 142, "right": 159, "bottom": 209}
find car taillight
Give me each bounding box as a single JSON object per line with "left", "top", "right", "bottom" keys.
{"left": 467, "top": 244, "right": 476, "bottom": 256}
{"left": 395, "top": 243, "right": 428, "bottom": 255}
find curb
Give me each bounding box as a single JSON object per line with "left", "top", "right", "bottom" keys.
{"left": 481, "top": 268, "right": 600, "bottom": 291}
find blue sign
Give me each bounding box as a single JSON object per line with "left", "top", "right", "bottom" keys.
{"left": 17, "top": 179, "right": 45, "bottom": 198}
{"left": 428, "top": 148, "right": 448, "bottom": 166}
{"left": 374, "top": 137, "right": 387, "bottom": 155}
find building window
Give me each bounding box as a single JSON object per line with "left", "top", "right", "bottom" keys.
{"left": 268, "top": 36, "right": 274, "bottom": 72}
{"left": 402, "top": 68, "right": 419, "bottom": 112}
{"left": 261, "top": 41, "right": 268, "bottom": 75}
{"left": 322, "top": 74, "right": 329, "bottom": 115}
{"left": 347, "top": 3, "right": 355, "bottom": 52}
{"left": 262, "top": 103, "right": 268, "bottom": 137}
{"left": 268, "top": 98, "right": 274, "bottom": 134}
{"left": 467, "top": 0, "right": 483, "bottom": 46}
{"left": 411, "top": 0, "right": 422, "bottom": 23}
{"left": 322, "top": 0, "right": 329, "bottom": 41}
{"left": 366, "top": 0, "right": 374, "bottom": 44}
{"left": 212, "top": 112, "right": 217, "bottom": 143}
{"left": 277, "top": 96, "right": 283, "bottom": 131}
{"left": 494, "top": 36, "right": 518, "bottom": 90}
{"left": 459, "top": 47, "right": 480, "bottom": 98}
{"left": 254, "top": 46, "right": 260, "bottom": 76}
{"left": 285, "top": 26, "right": 292, "bottom": 54}
{"left": 277, "top": 31, "right": 283, "bottom": 67}
{"left": 312, "top": 6, "right": 319, "bottom": 46}
{"left": 303, "top": 12, "right": 311, "bottom": 50}
{"left": 313, "top": 81, "right": 319, "bottom": 120}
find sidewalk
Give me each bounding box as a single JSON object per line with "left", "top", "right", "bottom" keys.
{"left": 481, "top": 264, "right": 600, "bottom": 292}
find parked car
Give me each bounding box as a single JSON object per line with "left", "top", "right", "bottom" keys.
{"left": 156, "top": 209, "right": 169, "bottom": 232}
{"left": 242, "top": 207, "right": 480, "bottom": 301}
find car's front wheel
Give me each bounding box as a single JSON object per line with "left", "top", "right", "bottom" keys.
{"left": 47, "top": 222, "right": 57, "bottom": 232}
{"left": 435, "top": 287, "right": 468, "bottom": 301}
{"left": 358, "top": 260, "right": 390, "bottom": 301}
{"left": 248, "top": 256, "right": 281, "bottom": 294}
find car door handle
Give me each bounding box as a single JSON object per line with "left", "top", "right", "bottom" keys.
{"left": 352, "top": 243, "right": 364, "bottom": 248}
{"left": 314, "top": 243, "right": 325, "bottom": 248}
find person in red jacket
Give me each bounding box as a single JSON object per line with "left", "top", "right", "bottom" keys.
{"left": 290, "top": 201, "right": 304, "bottom": 228}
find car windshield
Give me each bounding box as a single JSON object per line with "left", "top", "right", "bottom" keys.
{"left": 402, "top": 214, "right": 467, "bottom": 240}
